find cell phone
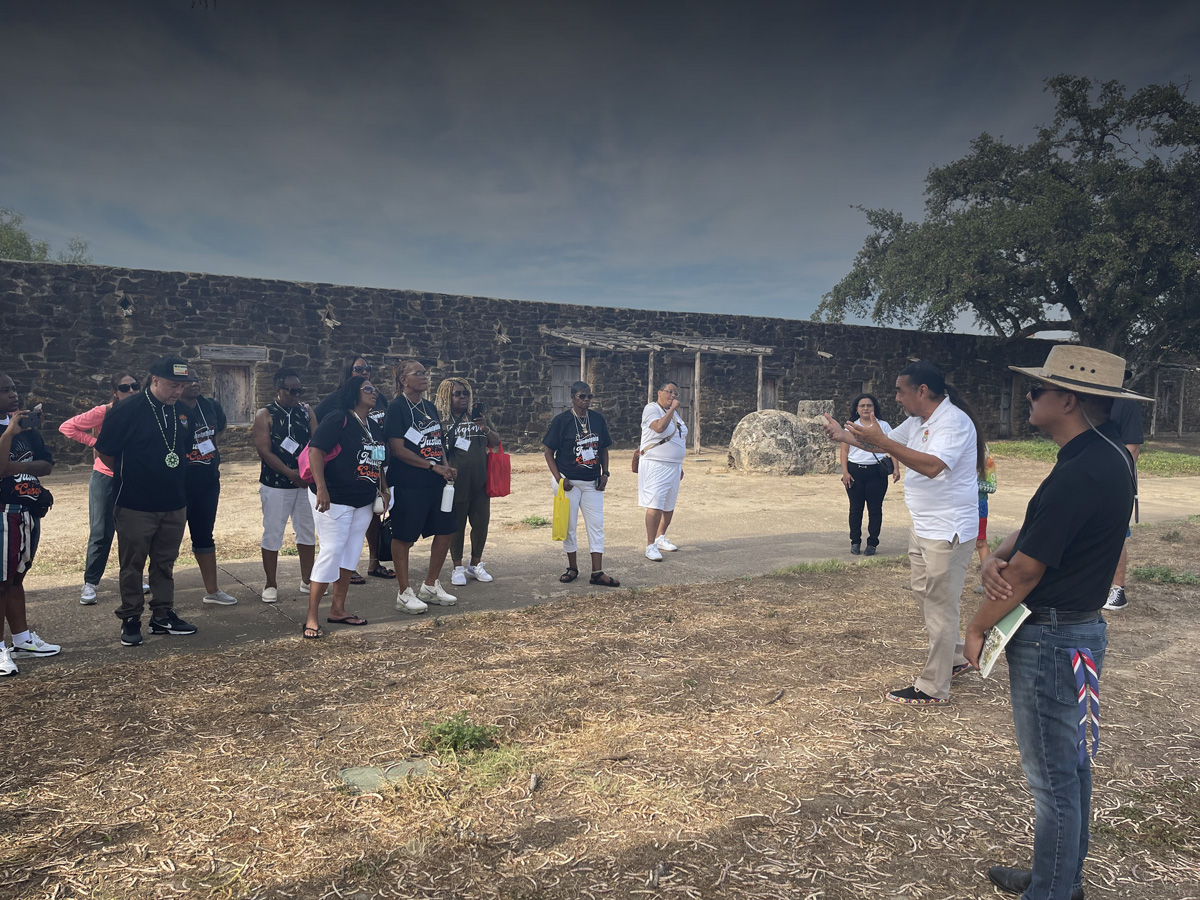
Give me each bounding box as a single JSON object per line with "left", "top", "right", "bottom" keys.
{"left": 21, "top": 409, "right": 41, "bottom": 431}
{"left": 471, "top": 402, "right": 483, "bottom": 420}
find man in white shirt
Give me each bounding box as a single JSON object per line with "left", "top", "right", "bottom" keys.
{"left": 824, "top": 361, "right": 982, "bottom": 705}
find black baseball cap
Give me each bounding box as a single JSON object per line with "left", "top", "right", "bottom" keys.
{"left": 148, "top": 356, "right": 192, "bottom": 382}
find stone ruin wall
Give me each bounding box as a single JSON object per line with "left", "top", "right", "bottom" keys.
{"left": 2, "top": 260, "right": 1184, "bottom": 467}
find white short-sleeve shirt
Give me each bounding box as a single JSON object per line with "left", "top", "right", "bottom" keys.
{"left": 888, "top": 399, "right": 978, "bottom": 542}
{"left": 846, "top": 419, "right": 892, "bottom": 465}
{"left": 640, "top": 403, "right": 688, "bottom": 464}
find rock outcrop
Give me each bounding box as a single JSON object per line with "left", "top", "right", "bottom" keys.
{"left": 727, "top": 409, "right": 839, "bottom": 475}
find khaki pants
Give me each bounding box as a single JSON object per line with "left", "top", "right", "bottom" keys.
{"left": 113, "top": 506, "right": 186, "bottom": 620}
{"left": 908, "top": 528, "right": 975, "bottom": 700}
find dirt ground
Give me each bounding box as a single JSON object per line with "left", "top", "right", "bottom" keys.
{"left": 4, "top": 452, "right": 1199, "bottom": 900}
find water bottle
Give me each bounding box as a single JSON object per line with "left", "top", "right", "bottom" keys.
{"left": 440, "top": 482, "right": 455, "bottom": 512}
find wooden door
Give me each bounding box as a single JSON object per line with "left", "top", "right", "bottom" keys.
{"left": 551, "top": 361, "right": 581, "bottom": 419}
{"left": 666, "top": 363, "right": 694, "bottom": 446}
{"left": 212, "top": 364, "right": 254, "bottom": 425}
{"left": 761, "top": 376, "right": 778, "bottom": 410}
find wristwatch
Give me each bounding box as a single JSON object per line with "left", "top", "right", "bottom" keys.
{"left": 427, "top": 458, "right": 436, "bottom": 469}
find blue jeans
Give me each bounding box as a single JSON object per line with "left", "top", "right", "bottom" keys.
{"left": 84, "top": 470, "right": 116, "bottom": 586}
{"left": 1006, "top": 614, "right": 1107, "bottom": 900}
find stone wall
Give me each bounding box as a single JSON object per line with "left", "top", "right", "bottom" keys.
{"left": 1, "top": 260, "right": 1184, "bottom": 467}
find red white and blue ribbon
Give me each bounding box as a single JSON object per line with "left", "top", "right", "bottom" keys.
{"left": 1071, "top": 649, "right": 1100, "bottom": 763}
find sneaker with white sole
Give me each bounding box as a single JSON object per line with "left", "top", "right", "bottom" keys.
{"left": 645, "top": 543, "right": 663, "bottom": 561}
{"left": 418, "top": 580, "right": 457, "bottom": 606}
{"left": 10, "top": 632, "right": 61, "bottom": 659}
{"left": 149, "top": 609, "right": 197, "bottom": 636}
{"left": 0, "top": 646, "right": 17, "bottom": 676}
{"left": 655, "top": 535, "right": 679, "bottom": 552}
{"left": 396, "top": 587, "right": 428, "bottom": 615}
{"left": 451, "top": 566, "right": 468, "bottom": 586}
{"left": 468, "top": 563, "right": 493, "bottom": 582}
{"left": 121, "top": 617, "right": 143, "bottom": 647}
{"left": 1104, "top": 585, "right": 1128, "bottom": 610}
{"left": 202, "top": 590, "right": 239, "bottom": 606}
{"left": 80, "top": 583, "right": 98, "bottom": 605}
{"left": 262, "top": 586, "right": 279, "bottom": 603}
{"left": 142, "top": 582, "right": 151, "bottom": 594}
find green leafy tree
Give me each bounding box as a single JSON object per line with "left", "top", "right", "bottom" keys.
{"left": 816, "top": 75, "right": 1200, "bottom": 366}
{"left": 0, "top": 207, "right": 93, "bottom": 264}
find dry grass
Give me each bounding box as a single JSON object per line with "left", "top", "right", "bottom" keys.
{"left": 4, "top": 521, "right": 1200, "bottom": 899}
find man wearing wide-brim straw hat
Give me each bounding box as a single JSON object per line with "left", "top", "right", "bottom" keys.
{"left": 963, "top": 344, "right": 1150, "bottom": 900}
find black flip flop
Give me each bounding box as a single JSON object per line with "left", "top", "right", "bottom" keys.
{"left": 327, "top": 614, "right": 368, "bottom": 626}
{"left": 302, "top": 625, "right": 324, "bottom": 639}
{"left": 367, "top": 565, "right": 394, "bottom": 578}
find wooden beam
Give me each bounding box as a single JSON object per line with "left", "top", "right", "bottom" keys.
{"left": 1152, "top": 369, "right": 1161, "bottom": 437}
{"left": 1179, "top": 370, "right": 1186, "bottom": 436}
{"left": 580, "top": 346, "right": 586, "bottom": 384}
{"left": 757, "top": 354, "right": 763, "bottom": 411}
{"left": 648, "top": 351, "right": 655, "bottom": 403}
{"left": 693, "top": 350, "right": 702, "bottom": 454}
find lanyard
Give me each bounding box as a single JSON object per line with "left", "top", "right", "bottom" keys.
{"left": 1071, "top": 648, "right": 1100, "bottom": 763}
{"left": 406, "top": 396, "right": 432, "bottom": 428}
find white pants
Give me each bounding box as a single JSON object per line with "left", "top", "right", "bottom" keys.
{"left": 637, "top": 458, "right": 682, "bottom": 511}
{"left": 559, "top": 478, "right": 604, "bottom": 554}
{"left": 260, "top": 485, "right": 315, "bottom": 551}
{"left": 306, "top": 493, "right": 374, "bottom": 584}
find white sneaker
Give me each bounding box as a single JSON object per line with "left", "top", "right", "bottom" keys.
{"left": 202, "top": 590, "right": 239, "bottom": 606}
{"left": 645, "top": 543, "right": 663, "bottom": 561}
{"left": 80, "top": 583, "right": 98, "bottom": 605}
{"left": 301, "top": 581, "right": 330, "bottom": 597}
{"left": 0, "top": 646, "right": 16, "bottom": 677}
{"left": 262, "top": 586, "right": 279, "bottom": 603}
{"left": 396, "top": 587, "right": 428, "bottom": 615}
{"left": 655, "top": 535, "right": 679, "bottom": 552}
{"left": 10, "top": 632, "right": 61, "bottom": 659}
{"left": 142, "top": 582, "right": 151, "bottom": 594}
{"left": 419, "top": 580, "right": 457, "bottom": 606}
{"left": 451, "top": 566, "right": 468, "bottom": 586}
{"left": 468, "top": 563, "right": 493, "bottom": 582}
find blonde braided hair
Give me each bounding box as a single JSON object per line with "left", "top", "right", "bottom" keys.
{"left": 435, "top": 377, "right": 473, "bottom": 424}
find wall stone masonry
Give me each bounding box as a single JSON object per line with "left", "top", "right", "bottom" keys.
{"left": 2, "top": 260, "right": 1188, "bottom": 468}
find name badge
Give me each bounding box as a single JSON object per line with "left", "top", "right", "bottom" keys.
{"left": 455, "top": 435, "right": 472, "bottom": 451}
{"left": 280, "top": 436, "right": 300, "bottom": 454}
{"left": 580, "top": 447, "right": 597, "bottom": 461}
{"left": 369, "top": 444, "right": 386, "bottom": 462}
{"left": 197, "top": 439, "right": 216, "bottom": 455}
{"left": 405, "top": 426, "right": 423, "bottom": 445}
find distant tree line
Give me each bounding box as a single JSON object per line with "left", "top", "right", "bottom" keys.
{"left": 0, "top": 207, "right": 92, "bottom": 265}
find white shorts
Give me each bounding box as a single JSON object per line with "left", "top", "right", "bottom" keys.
{"left": 306, "top": 492, "right": 375, "bottom": 584}
{"left": 260, "top": 485, "right": 316, "bottom": 552}
{"left": 637, "top": 458, "right": 682, "bottom": 511}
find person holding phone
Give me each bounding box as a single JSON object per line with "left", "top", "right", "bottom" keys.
{"left": 542, "top": 381, "right": 617, "bottom": 586}
{"left": 435, "top": 377, "right": 501, "bottom": 586}
{"left": 59, "top": 372, "right": 148, "bottom": 604}
{"left": 638, "top": 380, "right": 688, "bottom": 561}
{"left": 0, "top": 373, "right": 61, "bottom": 675}
{"left": 838, "top": 393, "right": 899, "bottom": 556}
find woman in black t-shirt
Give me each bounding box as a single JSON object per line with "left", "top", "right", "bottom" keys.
{"left": 303, "top": 376, "right": 387, "bottom": 638}
{"left": 542, "top": 381, "right": 617, "bottom": 587}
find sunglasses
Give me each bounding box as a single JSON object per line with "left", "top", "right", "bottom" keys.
{"left": 361, "top": 385, "right": 378, "bottom": 394}
{"left": 1029, "top": 382, "right": 1069, "bottom": 400}
{"left": 406, "top": 370, "right": 429, "bottom": 378}
{"left": 117, "top": 383, "right": 141, "bottom": 393}
{"left": 451, "top": 390, "right": 470, "bottom": 397}
{"left": 287, "top": 387, "right": 305, "bottom": 396}
{"left": 575, "top": 393, "right": 594, "bottom": 400}
{"left": 352, "top": 364, "right": 372, "bottom": 374}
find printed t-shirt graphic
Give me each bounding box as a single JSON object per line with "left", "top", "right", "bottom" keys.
{"left": 0, "top": 418, "right": 54, "bottom": 508}
{"left": 385, "top": 397, "right": 447, "bottom": 489}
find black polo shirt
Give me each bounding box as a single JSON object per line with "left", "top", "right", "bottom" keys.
{"left": 1013, "top": 421, "right": 1135, "bottom": 612}
{"left": 95, "top": 391, "right": 191, "bottom": 512}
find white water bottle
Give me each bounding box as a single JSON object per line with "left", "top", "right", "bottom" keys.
{"left": 440, "top": 482, "right": 455, "bottom": 512}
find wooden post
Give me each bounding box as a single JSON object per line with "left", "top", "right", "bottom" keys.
{"left": 757, "top": 354, "right": 764, "bottom": 411}
{"left": 693, "top": 350, "right": 702, "bottom": 454}
{"left": 648, "top": 351, "right": 655, "bottom": 403}
{"left": 580, "top": 346, "right": 586, "bottom": 385}
{"left": 1179, "top": 370, "right": 1186, "bottom": 436}
{"left": 1152, "top": 369, "right": 1161, "bottom": 437}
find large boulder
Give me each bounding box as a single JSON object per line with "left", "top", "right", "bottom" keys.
{"left": 727, "top": 409, "right": 840, "bottom": 476}
{"left": 796, "top": 399, "right": 836, "bottom": 419}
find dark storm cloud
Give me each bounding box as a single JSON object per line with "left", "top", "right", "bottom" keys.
{"left": 1, "top": 1, "right": 1197, "bottom": 319}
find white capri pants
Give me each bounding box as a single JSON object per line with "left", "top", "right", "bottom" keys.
{"left": 305, "top": 493, "right": 374, "bottom": 584}
{"left": 558, "top": 478, "right": 604, "bottom": 554}
{"left": 637, "top": 458, "right": 682, "bottom": 511}
{"left": 260, "top": 485, "right": 316, "bottom": 551}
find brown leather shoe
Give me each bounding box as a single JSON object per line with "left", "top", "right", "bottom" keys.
{"left": 987, "top": 865, "right": 1084, "bottom": 900}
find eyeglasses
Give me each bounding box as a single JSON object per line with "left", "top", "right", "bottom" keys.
{"left": 451, "top": 390, "right": 470, "bottom": 397}
{"left": 660, "top": 389, "right": 678, "bottom": 396}
{"left": 361, "top": 385, "right": 378, "bottom": 394}
{"left": 117, "top": 383, "right": 141, "bottom": 393}
{"left": 575, "top": 393, "right": 594, "bottom": 400}
{"left": 1029, "top": 383, "right": 1069, "bottom": 400}
{"left": 407, "top": 370, "right": 429, "bottom": 378}
{"left": 352, "top": 364, "right": 372, "bottom": 374}
{"left": 287, "top": 387, "right": 305, "bottom": 396}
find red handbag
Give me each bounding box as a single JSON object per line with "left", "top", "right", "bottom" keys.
{"left": 485, "top": 442, "right": 511, "bottom": 497}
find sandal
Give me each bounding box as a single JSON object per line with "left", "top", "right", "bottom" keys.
{"left": 589, "top": 571, "right": 620, "bottom": 587}
{"left": 349, "top": 571, "right": 367, "bottom": 585}
{"left": 327, "top": 614, "right": 368, "bottom": 626}
{"left": 302, "top": 625, "right": 324, "bottom": 640}
{"left": 367, "top": 565, "right": 394, "bottom": 578}
{"left": 559, "top": 567, "right": 579, "bottom": 583}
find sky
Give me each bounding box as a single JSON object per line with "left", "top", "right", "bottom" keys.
{"left": 2, "top": 0, "right": 1198, "bottom": 326}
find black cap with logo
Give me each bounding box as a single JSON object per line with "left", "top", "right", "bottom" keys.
{"left": 148, "top": 356, "right": 192, "bottom": 382}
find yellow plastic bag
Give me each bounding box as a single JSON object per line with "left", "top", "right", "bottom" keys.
{"left": 551, "top": 480, "right": 569, "bottom": 541}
